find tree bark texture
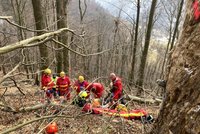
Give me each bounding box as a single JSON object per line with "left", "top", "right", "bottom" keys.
{"left": 56, "top": 0, "right": 69, "bottom": 74}
{"left": 150, "top": 1, "right": 200, "bottom": 133}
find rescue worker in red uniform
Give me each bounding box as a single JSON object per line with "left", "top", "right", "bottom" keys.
{"left": 56, "top": 71, "right": 71, "bottom": 100}
{"left": 74, "top": 76, "right": 89, "bottom": 95}
{"left": 105, "top": 73, "right": 125, "bottom": 105}
{"left": 88, "top": 83, "right": 104, "bottom": 98}
{"left": 41, "top": 68, "right": 55, "bottom": 99}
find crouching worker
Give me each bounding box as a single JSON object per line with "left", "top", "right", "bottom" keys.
{"left": 73, "top": 91, "right": 88, "bottom": 107}
{"left": 41, "top": 68, "right": 55, "bottom": 100}
{"left": 73, "top": 76, "right": 89, "bottom": 95}
{"left": 56, "top": 71, "right": 71, "bottom": 101}
{"left": 88, "top": 83, "right": 104, "bottom": 99}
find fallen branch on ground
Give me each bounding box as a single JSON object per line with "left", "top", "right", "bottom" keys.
{"left": 127, "top": 95, "right": 162, "bottom": 104}
{"left": 0, "top": 101, "right": 69, "bottom": 113}
{"left": 0, "top": 113, "right": 89, "bottom": 134}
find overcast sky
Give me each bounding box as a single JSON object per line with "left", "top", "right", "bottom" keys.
{"left": 94, "top": 0, "right": 136, "bottom": 20}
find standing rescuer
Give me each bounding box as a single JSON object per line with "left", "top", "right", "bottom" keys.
{"left": 41, "top": 68, "right": 55, "bottom": 99}
{"left": 107, "top": 73, "right": 125, "bottom": 104}
{"left": 74, "top": 76, "right": 89, "bottom": 95}
{"left": 56, "top": 71, "right": 71, "bottom": 100}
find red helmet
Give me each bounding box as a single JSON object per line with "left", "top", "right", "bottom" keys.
{"left": 45, "top": 122, "right": 58, "bottom": 134}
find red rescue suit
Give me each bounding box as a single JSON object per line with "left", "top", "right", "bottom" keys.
{"left": 111, "top": 77, "right": 123, "bottom": 100}
{"left": 74, "top": 80, "right": 89, "bottom": 95}
{"left": 56, "top": 76, "right": 71, "bottom": 100}
{"left": 193, "top": 0, "right": 200, "bottom": 20}
{"left": 41, "top": 74, "right": 55, "bottom": 98}
{"left": 88, "top": 83, "right": 104, "bottom": 98}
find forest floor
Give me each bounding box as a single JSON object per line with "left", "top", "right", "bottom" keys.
{"left": 0, "top": 80, "right": 160, "bottom": 134}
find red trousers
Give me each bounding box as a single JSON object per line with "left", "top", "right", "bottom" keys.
{"left": 58, "top": 89, "right": 70, "bottom": 100}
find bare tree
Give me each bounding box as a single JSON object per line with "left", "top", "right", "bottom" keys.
{"left": 129, "top": 0, "right": 140, "bottom": 85}
{"left": 170, "top": 0, "right": 184, "bottom": 50}
{"left": 137, "top": 0, "right": 157, "bottom": 95}
{"left": 56, "top": 0, "right": 69, "bottom": 73}
{"left": 32, "top": 0, "right": 49, "bottom": 69}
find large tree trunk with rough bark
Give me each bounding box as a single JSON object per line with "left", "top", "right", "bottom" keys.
{"left": 150, "top": 1, "right": 200, "bottom": 133}
{"left": 32, "top": 0, "right": 49, "bottom": 70}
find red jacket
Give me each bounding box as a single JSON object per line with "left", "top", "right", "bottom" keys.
{"left": 88, "top": 83, "right": 104, "bottom": 98}
{"left": 193, "top": 0, "right": 200, "bottom": 20}
{"left": 74, "top": 80, "right": 89, "bottom": 94}
{"left": 112, "top": 77, "right": 123, "bottom": 100}
{"left": 41, "top": 74, "right": 54, "bottom": 89}
{"left": 56, "top": 76, "right": 71, "bottom": 91}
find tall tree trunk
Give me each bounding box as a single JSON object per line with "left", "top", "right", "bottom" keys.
{"left": 160, "top": 17, "right": 173, "bottom": 79}
{"left": 78, "top": 0, "right": 88, "bottom": 75}
{"left": 129, "top": 0, "right": 140, "bottom": 85}
{"left": 11, "top": 0, "right": 32, "bottom": 79}
{"left": 120, "top": 45, "right": 128, "bottom": 77}
{"left": 96, "top": 35, "right": 101, "bottom": 77}
{"left": 150, "top": 1, "right": 200, "bottom": 133}
{"left": 137, "top": 0, "right": 157, "bottom": 95}
{"left": 56, "top": 0, "right": 69, "bottom": 74}
{"left": 32, "top": 0, "right": 49, "bottom": 70}
{"left": 170, "top": 0, "right": 184, "bottom": 50}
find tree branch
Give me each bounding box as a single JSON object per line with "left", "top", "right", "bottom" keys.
{"left": 8, "top": 77, "right": 25, "bottom": 95}
{"left": 0, "top": 62, "right": 22, "bottom": 84}
{"left": 52, "top": 39, "right": 111, "bottom": 57}
{"left": 0, "top": 28, "right": 74, "bottom": 54}
{"left": 0, "top": 101, "right": 71, "bottom": 113}
{"left": 0, "top": 16, "right": 13, "bottom": 19}
{"left": 0, "top": 113, "right": 89, "bottom": 134}
{"left": 52, "top": 39, "right": 87, "bottom": 56}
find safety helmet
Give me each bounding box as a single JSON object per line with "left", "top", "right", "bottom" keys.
{"left": 78, "top": 76, "right": 84, "bottom": 83}
{"left": 45, "top": 122, "right": 58, "bottom": 134}
{"left": 116, "top": 104, "right": 128, "bottom": 112}
{"left": 79, "top": 91, "right": 88, "bottom": 98}
{"left": 45, "top": 68, "right": 51, "bottom": 74}
{"left": 60, "top": 71, "right": 65, "bottom": 77}
{"left": 92, "top": 99, "right": 100, "bottom": 107}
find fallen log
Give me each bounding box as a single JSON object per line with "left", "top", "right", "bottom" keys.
{"left": 0, "top": 101, "right": 68, "bottom": 113}
{"left": 127, "top": 95, "right": 162, "bottom": 104}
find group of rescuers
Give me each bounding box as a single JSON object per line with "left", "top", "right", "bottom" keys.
{"left": 42, "top": 68, "right": 126, "bottom": 134}
{"left": 41, "top": 68, "right": 125, "bottom": 107}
